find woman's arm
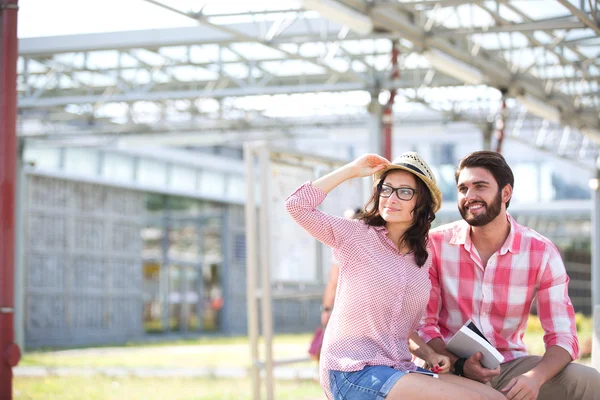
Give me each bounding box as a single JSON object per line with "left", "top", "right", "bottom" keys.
{"left": 312, "top": 154, "right": 388, "bottom": 194}
{"left": 409, "top": 332, "right": 450, "bottom": 374}
{"left": 285, "top": 154, "right": 389, "bottom": 248}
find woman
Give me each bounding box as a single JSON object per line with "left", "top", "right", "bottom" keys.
{"left": 285, "top": 153, "right": 504, "bottom": 400}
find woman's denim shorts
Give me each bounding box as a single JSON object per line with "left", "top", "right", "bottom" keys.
{"left": 329, "top": 366, "right": 432, "bottom": 400}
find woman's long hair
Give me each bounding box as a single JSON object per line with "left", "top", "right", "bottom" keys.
{"left": 359, "top": 170, "right": 436, "bottom": 267}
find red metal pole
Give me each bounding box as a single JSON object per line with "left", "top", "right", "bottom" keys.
{"left": 383, "top": 41, "right": 400, "bottom": 161}
{"left": 382, "top": 102, "right": 393, "bottom": 161}
{"left": 0, "top": 0, "right": 21, "bottom": 398}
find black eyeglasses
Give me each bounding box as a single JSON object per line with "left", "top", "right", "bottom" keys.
{"left": 378, "top": 183, "right": 417, "bottom": 201}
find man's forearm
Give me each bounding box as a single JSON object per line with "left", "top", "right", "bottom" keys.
{"left": 524, "top": 345, "right": 572, "bottom": 384}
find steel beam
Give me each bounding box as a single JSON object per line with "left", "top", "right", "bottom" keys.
{"left": 356, "top": 0, "right": 600, "bottom": 133}
{"left": 556, "top": 0, "right": 600, "bottom": 36}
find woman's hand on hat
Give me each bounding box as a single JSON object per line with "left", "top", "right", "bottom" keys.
{"left": 349, "top": 154, "right": 389, "bottom": 178}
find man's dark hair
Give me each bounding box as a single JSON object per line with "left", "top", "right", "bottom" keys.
{"left": 455, "top": 150, "right": 515, "bottom": 209}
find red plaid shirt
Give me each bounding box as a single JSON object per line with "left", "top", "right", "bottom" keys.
{"left": 419, "top": 214, "right": 579, "bottom": 362}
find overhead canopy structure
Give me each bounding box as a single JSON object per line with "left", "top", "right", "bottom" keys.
{"left": 16, "top": 0, "right": 600, "bottom": 166}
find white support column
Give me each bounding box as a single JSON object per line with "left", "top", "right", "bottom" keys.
{"left": 594, "top": 305, "right": 600, "bottom": 370}
{"left": 258, "top": 144, "right": 274, "bottom": 400}
{"left": 14, "top": 139, "right": 26, "bottom": 351}
{"left": 244, "top": 143, "right": 261, "bottom": 400}
{"left": 590, "top": 162, "right": 600, "bottom": 370}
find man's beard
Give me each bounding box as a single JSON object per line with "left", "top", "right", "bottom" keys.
{"left": 459, "top": 191, "right": 502, "bottom": 227}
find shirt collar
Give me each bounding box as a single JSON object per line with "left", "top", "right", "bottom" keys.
{"left": 449, "top": 213, "right": 521, "bottom": 254}
{"left": 373, "top": 225, "right": 388, "bottom": 232}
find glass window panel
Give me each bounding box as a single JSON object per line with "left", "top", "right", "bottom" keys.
{"left": 202, "top": 262, "right": 222, "bottom": 332}
{"left": 143, "top": 261, "right": 163, "bottom": 333}
{"left": 101, "top": 152, "right": 134, "bottom": 183}
{"left": 138, "top": 158, "right": 167, "bottom": 187}
{"left": 170, "top": 165, "right": 197, "bottom": 192}
{"left": 203, "top": 228, "right": 222, "bottom": 265}
{"left": 141, "top": 224, "right": 164, "bottom": 262}
{"left": 64, "top": 148, "right": 99, "bottom": 176}
{"left": 198, "top": 200, "right": 224, "bottom": 215}
{"left": 145, "top": 193, "right": 167, "bottom": 214}
{"left": 199, "top": 170, "right": 225, "bottom": 196}
{"left": 186, "top": 267, "right": 201, "bottom": 331}
{"left": 168, "top": 196, "right": 202, "bottom": 215}
{"left": 168, "top": 265, "right": 183, "bottom": 332}
{"left": 168, "top": 221, "right": 201, "bottom": 264}
{"left": 24, "top": 147, "right": 61, "bottom": 170}
{"left": 226, "top": 175, "right": 245, "bottom": 199}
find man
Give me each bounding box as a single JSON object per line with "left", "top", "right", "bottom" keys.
{"left": 419, "top": 150, "right": 600, "bottom": 400}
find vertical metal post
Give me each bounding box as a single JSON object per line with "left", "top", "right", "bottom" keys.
{"left": 258, "top": 144, "right": 274, "bottom": 400}
{"left": 196, "top": 217, "right": 205, "bottom": 333}
{"left": 382, "top": 105, "right": 393, "bottom": 161}
{"left": 244, "top": 143, "right": 261, "bottom": 400}
{"left": 494, "top": 95, "right": 507, "bottom": 154}
{"left": 14, "top": 138, "right": 25, "bottom": 351}
{"left": 0, "top": 1, "right": 21, "bottom": 397}
{"left": 368, "top": 92, "right": 383, "bottom": 155}
{"left": 382, "top": 41, "right": 400, "bottom": 161}
{"left": 590, "top": 165, "right": 600, "bottom": 370}
{"left": 220, "top": 209, "right": 231, "bottom": 334}
{"left": 482, "top": 121, "right": 494, "bottom": 151}
{"left": 161, "top": 204, "right": 171, "bottom": 332}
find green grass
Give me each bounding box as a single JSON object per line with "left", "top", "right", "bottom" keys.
{"left": 19, "top": 334, "right": 316, "bottom": 369}
{"left": 21, "top": 313, "right": 594, "bottom": 369}
{"left": 20, "top": 316, "right": 594, "bottom": 369}
{"left": 14, "top": 377, "right": 324, "bottom": 400}
{"left": 15, "top": 314, "right": 593, "bottom": 400}
{"left": 524, "top": 313, "right": 593, "bottom": 358}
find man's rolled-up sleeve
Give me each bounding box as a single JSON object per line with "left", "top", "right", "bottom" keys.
{"left": 536, "top": 243, "right": 580, "bottom": 360}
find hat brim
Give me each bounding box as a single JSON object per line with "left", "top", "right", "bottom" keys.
{"left": 373, "top": 164, "right": 443, "bottom": 213}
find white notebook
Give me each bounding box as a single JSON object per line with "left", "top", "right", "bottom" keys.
{"left": 446, "top": 319, "right": 504, "bottom": 369}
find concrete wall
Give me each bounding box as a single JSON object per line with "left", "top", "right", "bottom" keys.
{"left": 25, "top": 175, "right": 144, "bottom": 348}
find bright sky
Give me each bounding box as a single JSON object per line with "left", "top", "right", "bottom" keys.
{"left": 19, "top": 0, "right": 194, "bottom": 38}
{"left": 18, "top": 0, "right": 569, "bottom": 38}
{"left": 18, "top": 0, "right": 301, "bottom": 38}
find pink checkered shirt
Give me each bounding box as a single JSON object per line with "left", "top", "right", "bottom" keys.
{"left": 286, "top": 182, "right": 430, "bottom": 399}
{"left": 419, "top": 214, "right": 579, "bottom": 363}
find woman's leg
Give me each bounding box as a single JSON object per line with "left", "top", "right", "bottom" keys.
{"left": 438, "top": 373, "right": 506, "bottom": 400}
{"left": 386, "top": 373, "right": 505, "bottom": 400}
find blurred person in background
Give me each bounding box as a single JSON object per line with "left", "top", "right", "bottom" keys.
{"left": 309, "top": 208, "right": 361, "bottom": 363}
{"left": 320, "top": 207, "right": 362, "bottom": 330}
{"left": 419, "top": 150, "right": 600, "bottom": 400}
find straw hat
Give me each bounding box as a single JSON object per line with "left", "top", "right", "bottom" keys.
{"left": 373, "top": 151, "right": 443, "bottom": 213}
